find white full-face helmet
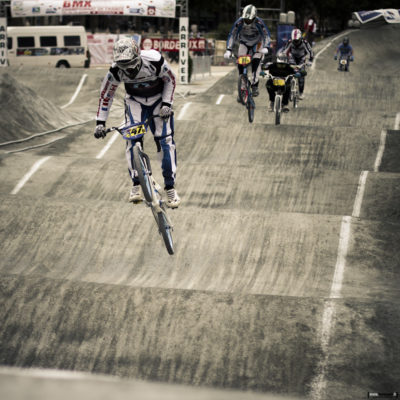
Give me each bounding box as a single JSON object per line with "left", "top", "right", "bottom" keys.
{"left": 113, "top": 38, "right": 142, "bottom": 77}
{"left": 242, "top": 4, "right": 257, "bottom": 25}
{"left": 291, "top": 28, "right": 302, "bottom": 46}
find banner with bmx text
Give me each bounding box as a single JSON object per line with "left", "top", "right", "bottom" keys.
{"left": 11, "top": 0, "right": 176, "bottom": 18}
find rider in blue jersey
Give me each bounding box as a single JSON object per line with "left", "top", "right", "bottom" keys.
{"left": 224, "top": 4, "right": 271, "bottom": 97}
{"left": 334, "top": 37, "right": 354, "bottom": 70}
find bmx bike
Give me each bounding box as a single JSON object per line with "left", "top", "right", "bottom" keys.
{"left": 105, "top": 115, "right": 175, "bottom": 255}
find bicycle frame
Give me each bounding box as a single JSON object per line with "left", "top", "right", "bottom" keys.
{"left": 236, "top": 54, "right": 255, "bottom": 123}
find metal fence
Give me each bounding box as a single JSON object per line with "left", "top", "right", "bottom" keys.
{"left": 190, "top": 55, "right": 212, "bottom": 81}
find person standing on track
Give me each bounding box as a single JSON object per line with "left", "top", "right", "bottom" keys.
{"left": 283, "top": 28, "right": 313, "bottom": 99}
{"left": 224, "top": 4, "right": 271, "bottom": 97}
{"left": 94, "top": 37, "right": 180, "bottom": 208}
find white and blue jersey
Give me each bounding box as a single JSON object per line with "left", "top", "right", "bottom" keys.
{"left": 226, "top": 16, "right": 271, "bottom": 51}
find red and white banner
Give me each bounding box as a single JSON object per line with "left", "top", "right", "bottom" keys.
{"left": 11, "top": 0, "right": 176, "bottom": 18}
{"left": 141, "top": 38, "right": 206, "bottom": 52}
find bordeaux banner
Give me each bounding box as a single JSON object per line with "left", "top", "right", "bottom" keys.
{"left": 141, "top": 38, "right": 206, "bottom": 52}
{"left": 11, "top": 0, "right": 176, "bottom": 18}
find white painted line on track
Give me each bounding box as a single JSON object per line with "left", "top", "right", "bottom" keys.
{"left": 96, "top": 132, "right": 119, "bottom": 159}
{"left": 330, "top": 216, "right": 352, "bottom": 298}
{"left": 312, "top": 30, "right": 351, "bottom": 71}
{"left": 311, "top": 123, "right": 388, "bottom": 399}
{"left": 352, "top": 171, "right": 368, "bottom": 218}
{"left": 373, "top": 129, "right": 387, "bottom": 172}
{"left": 395, "top": 112, "right": 400, "bottom": 130}
{"left": 177, "top": 102, "right": 192, "bottom": 120}
{"left": 61, "top": 74, "right": 88, "bottom": 109}
{"left": 216, "top": 94, "right": 225, "bottom": 105}
{"left": 11, "top": 156, "right": 52, "bottom": 195}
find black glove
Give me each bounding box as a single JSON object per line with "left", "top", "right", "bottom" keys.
{"left": 94, "top": 122, "right": 106, "bottom": 139}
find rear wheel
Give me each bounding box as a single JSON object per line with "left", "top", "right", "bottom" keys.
{"left": 157, "top": 211, "right": 174, "bottom": 255}
{"left": 275, "top": 95, "right": 281, "bottom": 125}
{"left": 133, "top": 145, "right": 153, "bottom": 202}
{"left": 238, "top": 75, "right": 248, "bottom": 105}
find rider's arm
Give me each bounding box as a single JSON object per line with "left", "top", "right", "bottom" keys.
{"left": 255, "top": 17, "right": 271, "bottom": 48}
{"left": 96, "top": 65, "right": 121, "bottom": 124}
{"left": 158, "top": 56, "right": 176, "bottom": 107}
{"left": 303, "top": 40, "right": 314, "bottom": 62}
{"left": 226, "top": 18, "right": 242, "bottom": 51}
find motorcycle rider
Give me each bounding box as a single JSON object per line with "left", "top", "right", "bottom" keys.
{"left": 94, "top": 38, "right": 180, "bottom": 208}
{"left": 262, "top": 52, "right": 300, "bottom": 113}
{"left": 224, "top": 4, "right": 271, "bottom": 97}
{"left": 334, "top": 36, "right": 354, "bottom": 71}
{"left": 283, "top": 28, "right": 313, "bottom": 99}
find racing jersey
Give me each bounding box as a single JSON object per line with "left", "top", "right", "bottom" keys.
{"left": 335, "top": 43, "right": 353, "bottom": 57}
{"left": 226, "top": 16, "right": 271, "bottom": 50}
{"left": 96, "top": 50, "right": 176, "bottom": 123}
{"left": 284, "top": 39, "right": 314, "bottom": 64}
{"left": 264, "top": 62, "right": 295, "bottom": 78}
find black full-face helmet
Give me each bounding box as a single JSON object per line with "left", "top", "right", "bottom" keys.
{"left": 343, "top": 36, "right": 349, "bottom": 46}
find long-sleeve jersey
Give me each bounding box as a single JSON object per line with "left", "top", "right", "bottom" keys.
{"left": 226, "top": 16, "right": 271, "bottom": 50}
{"left": 96, "top": 49, "right": 176, "bottom": 123}
{"left": 335, "top": 43, "right": 353, "bottom": 57}
{"left": 284, "top": 39, "right": 314, "bottom": 64}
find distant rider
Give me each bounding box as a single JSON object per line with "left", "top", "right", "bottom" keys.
{"left": 283, "top": 28, "right": 313, "bottom": 99}
{"left": 262, "top": 53, "right": 300, "bottom": 113}
{"left": 224, "top": 4, "right": 271, "bottom": 97}
{"left": 334, "top": 36, "right": 354, "bottom": 70}
{"left": 94, "top": 38, "right": 181, "bottom": 208}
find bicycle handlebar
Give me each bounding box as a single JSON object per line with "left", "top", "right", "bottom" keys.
{"left": 104, "top": 112, "right": 174, "bottom": 135}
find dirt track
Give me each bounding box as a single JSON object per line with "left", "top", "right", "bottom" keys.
{"left": 0, "top": 25, "right": 399, "bottom": 400}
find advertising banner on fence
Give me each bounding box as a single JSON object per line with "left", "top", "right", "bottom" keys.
{"left": 352, "top": 9, "right": 400, "bottom": 24}
{"left": 11, "top": 0, "right": 176, "bottom": 18}
{"left": 141, "top": 38, "right": 206, "bottom": 52}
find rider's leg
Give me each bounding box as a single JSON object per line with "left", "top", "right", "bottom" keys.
{"left": 124, "top": 97, "right": 145, "bottom": 188}
{"left": 251, "top": 52, "right": 262, "bottom": 86}
{"left": 266, "top": 80, "right": 275, "bottom": 111}
{"left": 152, "top": 102, "right": 180, "bottom": 207}
{"left": 237, "top": 43, "right": 248, "bottom": 76}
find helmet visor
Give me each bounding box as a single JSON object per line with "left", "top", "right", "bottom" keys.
{"left": 117, "top": 57, "right": 140, "bottom": 72}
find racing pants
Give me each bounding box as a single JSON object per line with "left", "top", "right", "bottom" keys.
{"left": 124, "top": 96, "right": 177, "bottom": 189}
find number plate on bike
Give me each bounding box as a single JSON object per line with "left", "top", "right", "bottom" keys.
{"left": 237, "top": 55, "right": 251, "bottom": 65}
{"left": 273, "top": 78, "right": 285, "bottom": 86}
{"left": 121, "top": 123, "right": 146, "bottom": 140}
{"left": 340, "top": 59, "right": 347, "bottom": 65}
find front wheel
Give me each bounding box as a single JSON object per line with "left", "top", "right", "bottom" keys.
{"left": 247, "top": 96, "right": 255, "bottom": 123}
{"left": 157, "top": 211, "right": 174, "bottom": 255}
{"left": 274, "top": 95, "right": 281, "bottom": 125}
{"left": 238, "top": 74, "right": 248, "bottom": 105}
{"left": 133, "top": 145, "right": 153, "bottom": 202}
